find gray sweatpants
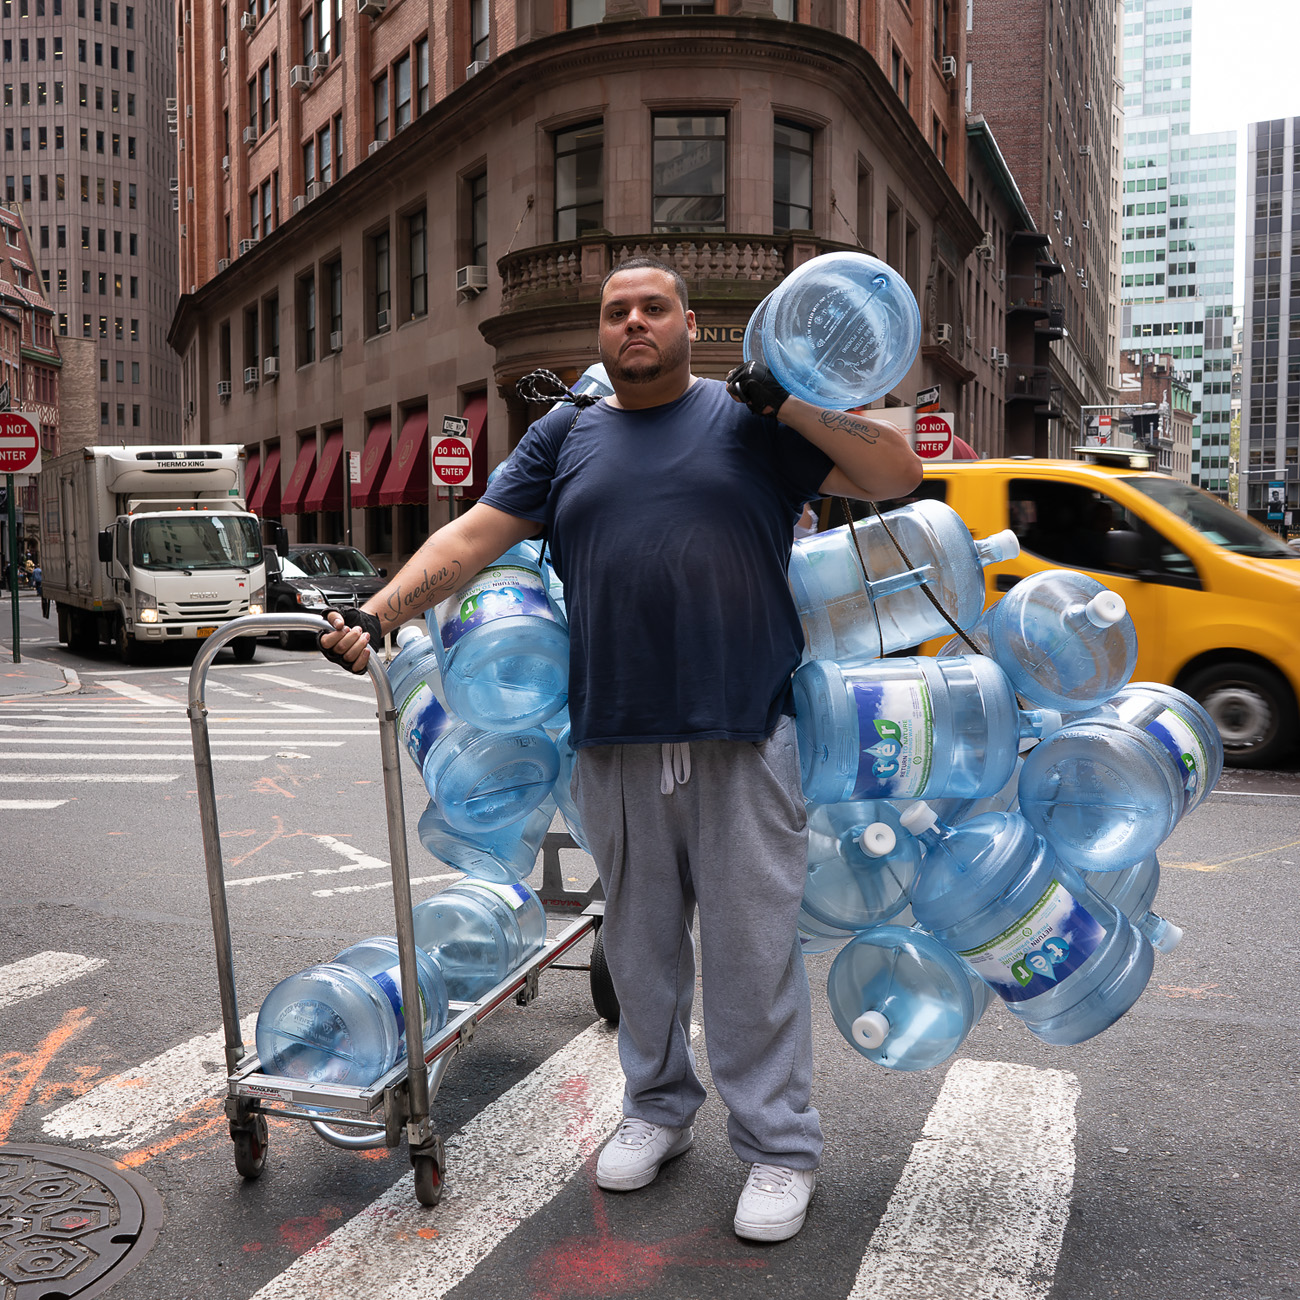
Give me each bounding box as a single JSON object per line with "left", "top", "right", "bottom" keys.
{"left": 571, "top": 714, "right": 823, "bottom": 1169}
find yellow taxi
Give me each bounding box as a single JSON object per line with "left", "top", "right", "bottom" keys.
{"left": 886, "top": 454, "right": 1300, "bottom": 768}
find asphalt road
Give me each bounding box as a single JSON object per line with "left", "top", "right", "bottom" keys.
{"left": 1, "top": 609, "right": 1298, "bottom": 1300}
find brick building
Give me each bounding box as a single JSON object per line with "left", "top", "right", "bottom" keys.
{"left": 1117, "top": 348, "right": 1192, "bottom": 480}
{"left": 168, "top": 4, "right": 986, "bottom": 571}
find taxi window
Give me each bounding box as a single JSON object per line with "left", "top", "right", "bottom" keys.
{"left": 839, "top": 477, "right": 948, "bottom": 525}
{"left": 1008, "top": 478, "right": 1200, "bottom": 585}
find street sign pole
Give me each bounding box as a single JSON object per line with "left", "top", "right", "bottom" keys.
{"left": 6, "top": 472, "right": 18, "bottom": 664}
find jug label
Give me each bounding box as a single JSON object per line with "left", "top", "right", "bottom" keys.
{"left": 371, "top": 963, "right": 429, "bottom": 1042}
{"left": 437, "top": 564, "right": 556, "bottom": 652}
{"left": 849, "top": 679, "right": 934, "bottom": 799}
{"left": 1143, "top": 707, "right": 1208, "bottom": 812}
{"left": 399, "top": 682, "right": 455, "bottom": 771}
{"left": 959, "top": 879, "right": 1106, "bottom": 1003}
{"left": 475, "top": 881, "right": 531, "bottom": 910}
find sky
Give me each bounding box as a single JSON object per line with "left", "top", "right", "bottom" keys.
{"left": 1188, "top": 0, "right": 1300, "bottom": 303}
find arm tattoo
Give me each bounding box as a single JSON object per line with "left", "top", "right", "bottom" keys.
{"left": 816, "top": 409, "right": 882, "bottom": 444}
{"left": 383, "top": 561, "right": 464, "bottom": 621}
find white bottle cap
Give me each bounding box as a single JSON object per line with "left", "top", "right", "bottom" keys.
{"left": 852, "top": 1010, "right": 890, "bottom": 1050}
{"left": 980, "top": 528, "right": 1021, "bottom": 563}
{"left": 858, "top": 822, "right": 897, "bottom": 857}
{"left": 1085, "top": 590, "right": 1126, "bottom": 628}
{"left": 396, "top": 623, "right": 425, "bottom": 648}
{"left": 1152, "top": 919, "right": 1184, "bottom": 954}
{"left": 898, "top": 801, "right": 938, "bottom": 835}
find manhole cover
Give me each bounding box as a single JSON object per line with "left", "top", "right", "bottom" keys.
{"left": 0, "top": 1145, "right": 162, "bottom": 1299}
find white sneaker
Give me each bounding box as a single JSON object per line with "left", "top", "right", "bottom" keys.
{"left": 595, "top": 1117, "right": 694, "bottom": 1191}
{"left": 733, "top": 1163, "right": 817, "bottom": 1242}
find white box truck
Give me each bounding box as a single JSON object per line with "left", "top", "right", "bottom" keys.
{"left": 40, "top": 444, "right": 268, "bottom": 663}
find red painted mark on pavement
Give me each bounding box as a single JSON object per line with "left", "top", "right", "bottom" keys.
{"left": 279, "top": 1205, "right": 344, "bottom": 1253}
{"left": 0, "top": 1007, "right": 94, "bottom": 1142}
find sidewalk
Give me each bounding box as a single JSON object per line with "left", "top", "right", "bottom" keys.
{"left": 0, "top": 594, "right": 80, "bottom": 697}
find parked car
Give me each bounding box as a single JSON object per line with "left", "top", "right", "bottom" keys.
{"left": 265, "top": 545, "right": 387, "bottom": 649}
{"left": 857, "top": 454, "right": 1300, "bottom": 768}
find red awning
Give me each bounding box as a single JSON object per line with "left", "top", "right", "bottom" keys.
{"left": 378, "top": 408, "right": 429, "bottom": 507}
{"left": 459, "top": 395, "right": 489, "bottom": 501}
{"left": 304, "top": 430, "right": 346, "bottom": 512}
{"left": 952, "top": 436, "right": 980, "bottom": 460}
{"left": 249, "top": 445, "right": 281, "bottom": 517}
{"left": 351, "top": 419, "right": 393, "bottom": 509}
{"left": 244, "top": 448, "right": 261, "bottom": 503}
{"left": 280, "top": 440, "right": 319, "bottom": 515}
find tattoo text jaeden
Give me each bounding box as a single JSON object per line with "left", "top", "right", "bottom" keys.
{"left": 384, "top": 562, "right": 463, "bottom": 620}
{"left": 816, "top": 410, "right": 882, "bottom": 444}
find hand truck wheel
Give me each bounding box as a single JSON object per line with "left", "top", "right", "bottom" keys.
{"left": 411, "top": 1134, "right": 446, "bottom": 1207}
{"left": 231, "top": 1112, "right": 269, "bottom": 1179}
{"left": 589, "top": 923, "right": 620, "bottom": 1025}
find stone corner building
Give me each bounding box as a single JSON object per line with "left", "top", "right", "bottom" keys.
{"left": 169, "top": 0, "right": 989, "bottom": 572}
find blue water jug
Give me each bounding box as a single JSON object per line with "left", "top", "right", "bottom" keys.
{"left": 254, "top": 938, "right": 448, "bottom": 1087}
{"left": 826, "top": 924, "right": 992, "bottom": 1070}
{"left": 793, "top": 654, "right": 1061, "bottom": 806}
{"left": 412, "top": 879, "right": 547, "bottom": 1002}
{"left": 1017, "top": 713, "right": 1199, "bottom": 874}
{"left": 742, "top": 252, "right": 922, "bottom": 409}
{"left": 902, "top": 804, "right": 1153, "bottom": 1045}
{"left": 797, "top": 904, "right": 858, "bottom": 955}
{"left": 925, "top": 754, "right": 1024, "bottom": 826}
{"left": 1092, "top": 681, "right": 1224, "bottom": 814}
{"left": 388, "top": 626, "right": 559, "bottom": 835}
{"left": 983, "top": 570, "right": 1138, "bottom": 712}
{"left": 1083, "top": 856, "right": 1182, "bottom": 954}
{"left": 789, "top": 500, "right": 1020, "bottom": 665}
{"left": 417, "top": 796, "right": 554, "bottom": 884}
{"left": 802, "top": 800, "right": 920, "bottom": 932}
{"left": 549, "top": 722, "right": 589, "bottom": 853}
{"left": 428, "top": 544, "right": 569, "bottom": 733}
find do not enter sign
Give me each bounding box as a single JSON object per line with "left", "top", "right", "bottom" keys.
{"left": 914, "top": 412, "right": 954, "bottom": 460}
{"left": 0, "top": 411, "right": 41, "bottom": 475}
{"left": 431, "top": 435, "right": 473, "bottom": 486}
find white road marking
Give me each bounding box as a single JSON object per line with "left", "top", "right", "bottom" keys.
{"left": 0, "top": 799, "right": 69, "bottom": 809}
{"left": 245, "top": 672, "right": 377, "bottom": 704}
{"left": 248, "top": 1021, "right": 624, "bottom": 1300}
{"left": 0, "top": 725, "right": 372, "bottom": 736}
{"left": 0, "top": 751, "right": 274, "bottom": 761}
{"left": 0, "top": 738, "right": 346, "bottom": 748}
{"left": 43, "top": 1014, "right": 259, "bottom": 1150}
{"left": 0, "top": 773, "right": 179, "bottom": 783}
{"left": 96, "top": 680, "right": 183, "bottom": 707}
{"left": 849, "top": 1058, "right": 1079, "bottom": 1300}
{"left": 0, "top": 951, "right": 106, "bottom": 1009}
{"left": 313, "top": 873, "right": 459, "bottom": 898}
{"left": 225, "top": 836, "right": 449, "bottom": 892}
{"left": 1207, "top": 789, "right": 1300, "bottom": 799}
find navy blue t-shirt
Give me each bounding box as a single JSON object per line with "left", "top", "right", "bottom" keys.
{"left": 480, "top": 378, "right": 833, "bottom": 747}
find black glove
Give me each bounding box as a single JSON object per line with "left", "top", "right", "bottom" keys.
{"left": 318, "top": 607, "right": 383, "bottom": 671}
{"left": 726, "top": 361, "right": 790, "bottom": 418}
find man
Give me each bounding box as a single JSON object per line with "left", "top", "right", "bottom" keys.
{"left": 321, "top": 257, "right": 921, "bottom": 1241}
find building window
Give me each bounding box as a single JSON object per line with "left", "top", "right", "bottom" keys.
{"left": 373, "top": 72, "right": 388, "bottom": 142}
{"left": 554, "top": 120, "right": 603, "bottom": 241}
{"left": 407, "top": 207, "right": 427, "bottom": 318}
{"left": 659, "top": 0, "right": 713, "bottom": 11}
{"left": 393, "top": 53, "right": 410, "bottom": 131}
{"left": 371, "top": 229, "right": 390, "bottom": 330}
{"left": 261, "top": 177, "right": 273, "bottom": 235}
{"left": 568, "top": 0, "right": 602, "bottom": 26}
{"left": 652, "top": 114, "right": 725, "bottom": 233}
{"left": 318, "top": 123, "right": 331, "bottom": 184}
{"left": 470, "top": 0, "right": 489, "bottom": 64}
{"left": 470, "top": 171, "right": 487, "bottom": 266}
{"left": 416, "top": 37, "right": 429, "bottom": 113}
{"left": 303, "top": 136, "right": 315, "bottom": 185}
{"left": 326, "top": 260, "right": 341, "bottom": 343}
{"left": 774, "top": 120, "right": 813, "bottom": 234}
{"left": 298, "top": 270, "right": 315, "bottom": 363}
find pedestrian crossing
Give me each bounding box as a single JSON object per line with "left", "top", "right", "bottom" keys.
{"left": 0, "top": 948, "right": 1080, "bottom": 1300}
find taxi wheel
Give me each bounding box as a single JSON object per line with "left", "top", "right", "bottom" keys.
{"left": 1184, "top": 662, "right": 1298, "bottom": 770}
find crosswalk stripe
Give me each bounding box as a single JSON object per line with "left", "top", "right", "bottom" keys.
{"left": 0, "top": 799, "right": 69, "bottom": 809}
{"left": 245, "top": 672, "right": 377, "bottom": 704}
{"left": 0, "top": 752, "right": 275, "bottom": 761}
{"left": 43, "top": 1014, "right": 259, "bottom": 1150}
{"left": 848, "top": 1059, "right": 1078, "bottom": 1300}
{"left": 248, "top": 1020, "right": 623, "bottom": 1300}
{"left": 0, "top": 773, "right": 179, "bottom": 782}
{"left": 0, "top": 738, "right": 347, "bottom": 748}
{"left": 0, "top": 952, "right": 106, "bottom": 1010}
{"left": 97, "top": 680, "right": 183, "bottom": 707}
{"left": 0, "top": 725, "right": 372, "bottom": 736}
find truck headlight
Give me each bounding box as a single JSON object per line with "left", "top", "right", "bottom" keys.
{"left": 137, "top": 593, "right": 160, "bottom": 623}
{"left": 248, "top": 584, "right": 265, "bottom": 617}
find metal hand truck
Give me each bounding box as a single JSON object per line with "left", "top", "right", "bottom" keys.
{"left": 187, "top": 613, "right": 617, "bottom": 1206}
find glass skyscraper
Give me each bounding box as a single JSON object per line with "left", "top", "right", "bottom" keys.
{"left": 1119, "top": 1, "right": 1236, "bottom": 492}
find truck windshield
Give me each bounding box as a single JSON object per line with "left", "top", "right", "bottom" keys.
{"left": 1121, "top": 477, "right": 1296, "bottom": 560}
{"left": 131, "top": 514, "right": 263, "bottom": 571}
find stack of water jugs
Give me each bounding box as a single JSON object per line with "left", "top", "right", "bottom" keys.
{"left": 793, "top": 500, "right": 1223, "bottom": 1071}
{"left": 254, "top": 541, "right": 578, "bottom": 1089}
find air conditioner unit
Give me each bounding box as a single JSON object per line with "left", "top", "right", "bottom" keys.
{"left": 185, "top": 8, "right": 192, "bottom": 23}
{"left": 165, "top": 96, "right": 178, "bottom": 112}
{"left": 1081, "top": 219, "right": 1091, "bottom": 230}
{"left": 219, "top": 44, "right": 227, "bottom": 65}
{"left": 358, "top": 0, "right": 387, "bottom": 13}
{"left": 940, "top": 55, "right": 958, "bottom": 80}
{"left": 308, "top": 49, "right": 329, "bottom": 72}
{"left": 186, "top": 104, "right": 193, "bottom": 119}
{"left": 290, "top": 65, "right": 312, "bottom": 90}
{"left": 307, "top": 178, "right": 329, "bottom": 201}
{"left": 368, "top": 139, "right": 384, "bottom": 156}
{"left": 242, "top": 124, "right": 257, "bottom": 145}
{"left": 169, "top": 176, "right": 179, "bottom": 192}
{"left": 263, "top": 355, "right": 280, "bottom": 379}
{"left": 376, "top": 309, "right": 391, "bottom": 333}
{"left": 456, "top": 264, "right": 489, "bottom": 295}
{"left": 975, "top": 232, "right": 994, "bottom": 262}
{"left": 186, "top": 186, "right": 194, "bottom": 202}
{"left": 291, "top": 194, "right": 306, "bottom": 214}
{"left": 936, "top": 323, "right": 953, "bottom": 345}
{"left": 240, "top": 10, "right": 256, "bottom": 32}
{"left": 990, "top": 346, "right": 1001, "bottom": 364}
{"left": 217, "top": 257, "right": 230, "bottom": 272}
{"left": 1079, "top": 144, "right": 1092, "bottom": 156}
{"left": 221, "top": 154, "right": 230, "bottom": 174}
{"left": 172, "top": 196, "right": 179, "bottom": 212}
{"left": 243, "top": 365, "right": 259, "bottom": 387}
{"left": 1079, "top": 278, "right": 1089, "bottom": 289}
{"left": 997, "top": 268, "right": 1005, "bottom": 287}
{"left": 1053, "top": 209, "right": 1063, "bottom": 222}
{"left": 1076, "top": 267, "right": 1086, "bottom": 278}
{"left": 239, "top": 237, "right": 258, "bottom": 255}
{"left": 995, "top": 352, "right": 1008, "bottom": 372}
{"left": 466, "top": 59, "right": 491, "bottom": 77}
{"left": 1063, "top": 235, "right": 1073, "bottom": 248}
{"left": 217, "top": 380, "right": 232, "bottom": 401}
{"left": 329, "top": 330, "right": 342, "bottom": 352}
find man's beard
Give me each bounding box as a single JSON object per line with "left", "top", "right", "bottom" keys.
{"left": 601, "top": 329, "right": 690, "bottom": 385}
